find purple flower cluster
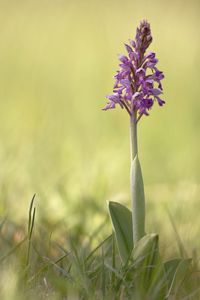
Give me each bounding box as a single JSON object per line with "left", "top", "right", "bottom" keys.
{"left": 103, "top": 20, "right": 165, "bottom": 119}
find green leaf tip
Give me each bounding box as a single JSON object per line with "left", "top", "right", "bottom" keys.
{"left": 133, "top": 233, "right": 159, "bottom": 262}
{"left": 133, "top": 233, "right": 168, "bottom": 297}
{"left": 164, "top": 258, "right": 192, "bottom": 297}
{"left": 108, "top": 201, "right": 133, "bottom": 264}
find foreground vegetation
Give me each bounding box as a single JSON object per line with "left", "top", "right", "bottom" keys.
{"left": 0, "top": 198, "right": 200, "bottom": 300}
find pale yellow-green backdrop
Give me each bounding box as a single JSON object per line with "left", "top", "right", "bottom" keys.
{"left": 0, "top": 0, "right": 199, "bottom": 253}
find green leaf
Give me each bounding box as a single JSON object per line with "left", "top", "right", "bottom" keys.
{"left": 131, "top": 155, "right": 145, "bottom": 243}
{"left": 164, "top": 258, "right": 182, "bottom": 288}
{"left": 108, "top": 201, "right": 133, "bottom": 264}
{"left": 133, "top": 233, "right": 159, "bottom": 267}
{"left": 133, "top": 234, "right": 168, "bottom": 298}
{"left": 165, "top": 258, "right": 192, "bottom": 297}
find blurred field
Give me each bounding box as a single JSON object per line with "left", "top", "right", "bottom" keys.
{"left": 0, "top": 0, "right": 200, "bottom": 263}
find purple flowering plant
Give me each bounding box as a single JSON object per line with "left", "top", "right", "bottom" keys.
{"left": 105, "top": 20, "right": 165, "bottom": 246}
{"left": 104, "top": 21, "right": 165, "bottom": 247}
{"left": 104, "top": 21, "right": 191, "bottom": 296}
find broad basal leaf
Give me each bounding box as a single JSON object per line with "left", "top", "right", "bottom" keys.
{"left": 108, "top": 201, "right": 133, "bottom": 264}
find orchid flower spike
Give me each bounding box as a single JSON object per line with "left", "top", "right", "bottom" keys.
{"left": 103, "top": 20, "right": 165, "bottom": 121}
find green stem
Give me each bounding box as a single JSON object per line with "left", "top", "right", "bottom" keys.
{"left": 130, "top": 113, "right": 138, "bottom": 160}
{"left": 130, "top": 113, "right": 145, "bottom": 244}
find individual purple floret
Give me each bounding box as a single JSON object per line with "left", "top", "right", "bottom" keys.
{"left": 103, "top": 20, "right": 165, "bottom": 120}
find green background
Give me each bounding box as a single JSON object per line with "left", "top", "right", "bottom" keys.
{"left": 0, "top": 0, "right": 200, "bottom": 253}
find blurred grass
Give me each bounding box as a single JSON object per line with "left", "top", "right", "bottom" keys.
{"left": 0, "top": 0, "right": 200, "bottom": 258}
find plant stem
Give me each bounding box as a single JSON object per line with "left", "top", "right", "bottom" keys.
{"left": 130, "top": 113, "right": 145, "bottom": 244}
{"left": 130, "top": 113, "right": 138, "bottom": 160}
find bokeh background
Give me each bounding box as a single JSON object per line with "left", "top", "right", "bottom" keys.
{"left": 0, "top": 0, "right": 200, "bottom": 254}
